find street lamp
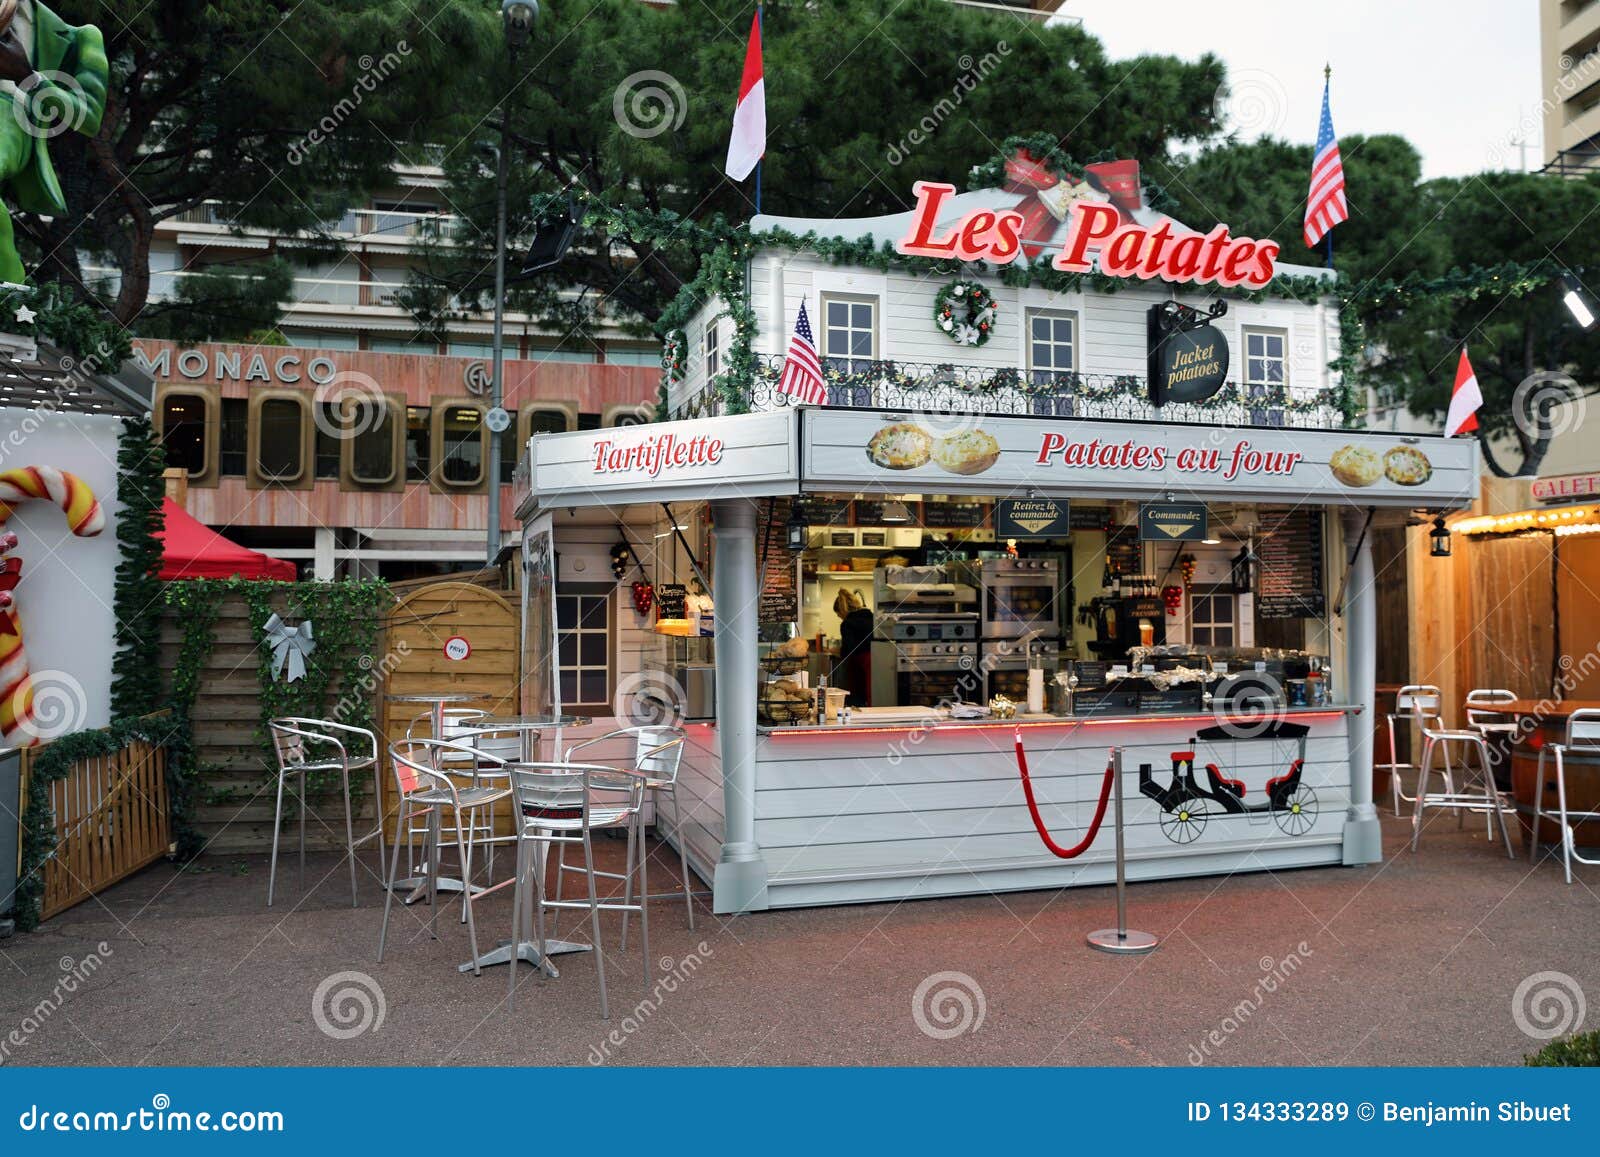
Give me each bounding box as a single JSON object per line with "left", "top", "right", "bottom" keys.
{"left": 502, "top": 0, "right": 537, "bottom": 46}
{"left": 1562, "top": 272, "right": 1596, "bottom": 330}
{"left": 486, "top": 0, "right": 540, "bottom": 565}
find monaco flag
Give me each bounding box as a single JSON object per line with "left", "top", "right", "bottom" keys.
{"left": 1445, "top": 348, "right": 1482, "bottom": 436}
{"left": 725, "top": 12, "right": 765, "bottom": 182}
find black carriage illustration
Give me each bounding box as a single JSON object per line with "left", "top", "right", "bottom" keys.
{"left": 1137, "top": 720, "right": 1318, "bottom": 843}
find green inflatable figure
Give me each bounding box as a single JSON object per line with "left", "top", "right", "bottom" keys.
{"left": 0, "top": 0, "right": 108, "bottom": 284}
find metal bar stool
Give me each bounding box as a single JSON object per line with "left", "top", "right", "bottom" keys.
{"left": 565, "top": 726, "right": 694, "bottom": 943}
{"left": 267, "top": 718, "right": 383, "bottom": 908}
{"left": 1379, "top": 686, "right": 1446, "bottom": 818}
{"left": 1466, "top": 688, "right": 1520, "bottom": 738}
{"left": 1530, "top": 708, "right": 1600, "bottom": 883}
{"left": 378, "top": 739, "right": 511, "bottom": 973}
{"left": 505, "top": 760, "right": 649, "bottom": 1020}
{"left": 1410, "top": 719, "right": 1515, "bottom": 857}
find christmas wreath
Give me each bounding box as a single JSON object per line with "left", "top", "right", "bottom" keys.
{"left": 934, "top": 279, "right": 997, "bottom": 348}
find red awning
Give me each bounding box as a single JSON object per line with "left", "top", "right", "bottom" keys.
{"left": 157, "top": 498, "right": 297, "bottom": 581}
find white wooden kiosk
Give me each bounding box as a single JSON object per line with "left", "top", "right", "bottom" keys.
{"left": 518, "top": 151, "right": 1477, "bottom": 913}
{"left": 518, "top": 407, "right": 1477, "bottom": 914}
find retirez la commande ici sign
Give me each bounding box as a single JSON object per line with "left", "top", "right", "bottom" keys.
{"left": 895, "top": 181, "right": 1280, "bottom": 289}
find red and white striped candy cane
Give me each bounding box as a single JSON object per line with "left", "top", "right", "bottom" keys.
{"left": 0, "top": 467, "right": 106, "bottom": 745}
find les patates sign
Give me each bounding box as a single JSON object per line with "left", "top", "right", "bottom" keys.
{"left": 896, "top": 181, "right": 1281, "bottom": 290}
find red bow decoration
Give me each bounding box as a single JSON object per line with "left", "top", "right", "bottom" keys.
{"left": 0, "top": 558, "right": 21, "bottom": 636}
{"left": 1003, "top": 151, "right": 1147, "bottom": 259}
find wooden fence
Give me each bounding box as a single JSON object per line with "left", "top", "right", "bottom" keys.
{"left": 17, "top": 718, "right": 173, "bottom": 922}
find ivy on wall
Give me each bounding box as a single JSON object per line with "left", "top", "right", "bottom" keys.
{"left": 163, "top": 579, "right": 393, "bottom": 806}
{"left": 109, "top": 417, "right": 167, "bottom": 719}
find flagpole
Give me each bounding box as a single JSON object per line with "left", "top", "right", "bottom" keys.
{"left": 1323, "top": 63, "right": 1333, "bottom": 271}
{"left": 754, "top": 5, "right": 763, "bottom": 216}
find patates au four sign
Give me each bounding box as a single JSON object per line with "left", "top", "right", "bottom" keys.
{"left": 803, "top": 410, "right": 1477, "bottom": 506}
{"left": 897, "top": 180, "right": 1281, "bottom": 290}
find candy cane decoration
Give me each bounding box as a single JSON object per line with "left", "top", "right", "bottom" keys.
{"left": 0, "top": 467, "right": 106, "bottom": 745}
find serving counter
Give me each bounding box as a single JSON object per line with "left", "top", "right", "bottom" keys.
{"left": 664, "top": 706, "right": 1359, "bottom": 911}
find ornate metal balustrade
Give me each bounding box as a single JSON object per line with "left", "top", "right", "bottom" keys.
{"left": 670, "top": 354, "right": 1347, "bottom": 429}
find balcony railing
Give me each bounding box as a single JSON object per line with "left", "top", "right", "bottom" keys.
{"left": 671, "top": 354, "right": 1347, "bottom": 429}
{"left": 169, "top": 201, "right": 458, "bottom": 241}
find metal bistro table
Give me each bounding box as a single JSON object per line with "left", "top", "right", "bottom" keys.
{"left": 455, "top": 713, "right": 595, "bottom": 975}
{"left": 383, "top": 692, "right": 484, "bottom": 901}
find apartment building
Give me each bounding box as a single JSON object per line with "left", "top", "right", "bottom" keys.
{"left": 127, "top": 165, "right": 658, "bottom": 580}
{"left": 1540, "top": 0, "right": 1600, "bottom": 172}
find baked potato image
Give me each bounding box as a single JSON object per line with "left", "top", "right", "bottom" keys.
{"left": 933, "top": 429, "right": 1001, "bottom": 475}
{"left": 866, "top": 423, "right": 934, "bottom": 469}
{"left": 1329, "top": 444, "right": 1382, "bottom": 487}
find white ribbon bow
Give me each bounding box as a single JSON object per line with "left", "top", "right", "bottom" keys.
{"left": 263, "top": 614, "right": 315, "bottom": 683}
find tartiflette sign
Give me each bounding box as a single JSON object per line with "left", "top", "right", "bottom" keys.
{"left": 895, "top": 181, "right": 1280, "bottom": 290}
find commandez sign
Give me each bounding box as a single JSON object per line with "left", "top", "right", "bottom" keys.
{"left": 896, "top": 181, "right": 1280, "bottom": 290}
{"left": 591, "top": 431, "right": 724, "bottom": 477}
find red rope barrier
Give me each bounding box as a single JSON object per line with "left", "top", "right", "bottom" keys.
{"left": 1014, "top": 731, "right": 1115, "bottom": 859}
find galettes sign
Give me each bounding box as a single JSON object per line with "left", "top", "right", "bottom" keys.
{"left": 895, "top": 181, "right": 1280, "bottom": 290}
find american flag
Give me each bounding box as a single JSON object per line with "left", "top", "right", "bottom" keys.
{"left": 1304, "top": 77, "right": 1348, "bottom": 249}
{"left": 777, "top": 302, "right": 827, "bottom": 406}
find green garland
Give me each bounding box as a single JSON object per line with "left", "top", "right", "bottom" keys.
{"left": 934, "top": 279, "right": 998, "bottom": 348}
{"left": 13, "top": 712, "right": 191, "bottom": 932}
{"left": 109, "top": 417, "right": 167, "bottom": 719}
{"left": 162, "top": 578, "right": 392, "bottom": 813}
{"left": 0, "top": 281, "right": 133, "bottom": 370}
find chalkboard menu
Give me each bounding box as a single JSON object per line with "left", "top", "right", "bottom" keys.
{"left": 794, "top": 496, "right": 851, "bottom": 525}
{"left": 656, "top": 583, "right": 688, "bottom": 620}
{"left": 854, "top": 500, "right": 887, "bottom": 526}
{"left": 1070, "top": 506, "right": 1112, "bottom": 531}
{"left": 1255, "top": 508, "right": 1325, "bottom": 618}
{"left": 758, "top": 497, "right": 800, "bottom": 624}
{"left": 1105, "top": 526, "right": 1142, "bottom": 575}
{"left": 922, "top": 501, "right": 987, "bottom": 528}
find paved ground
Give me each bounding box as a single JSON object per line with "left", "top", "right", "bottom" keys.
{"left": 2, "top": 809, "right": 1596, "bottom": 1067}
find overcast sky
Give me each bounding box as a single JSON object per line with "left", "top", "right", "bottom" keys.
{"left": 1060, "top": 0, "right": 1543, "bottom": 179}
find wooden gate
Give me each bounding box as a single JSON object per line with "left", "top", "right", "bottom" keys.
{"left": 18, "top": 718, "right": 173, "bottom": 922}
{"left": 378, "top": 581, "right": 521, "bottom": 839}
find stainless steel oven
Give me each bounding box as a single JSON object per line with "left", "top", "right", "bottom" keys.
{"left": 869, "top": 640, "right": 980, "bottom": 708}
{"left": 979, "top": 558, "right": 1060, "bottom": 640}
{"left": 982, "top": 637, "right": 1060, "bottom": 702}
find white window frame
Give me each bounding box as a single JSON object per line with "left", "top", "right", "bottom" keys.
{"left": 1026, "top": 308, "right": 1078, "bottom": 386}
{"left": 1242, "top": 326, "right": 1288, "bottom": 393}
{"left": 1188, "top": 588, "right": 1238, "bottom": 649}
{"left": 703, "top": 318, "right": 721, "bottom": 379}
{"left": 819, "top": 292, "right": 878, "bottom": 371}
{"left": 556, "top": 585, "right": 615, "bottom": 711}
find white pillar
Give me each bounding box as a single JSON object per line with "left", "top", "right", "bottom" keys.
{"left": 710, "top": 497, "right": 769, "bottom": 912}
{"left": 1341, "top": 508, "right": 1382, "bottom": 865}
{"left": 313, "top": 527, "right": 336, "bottom": 581}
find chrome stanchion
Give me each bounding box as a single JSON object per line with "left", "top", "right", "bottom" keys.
{"left": 1087, "top": 747, "right": 1159, "bottom": 955}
